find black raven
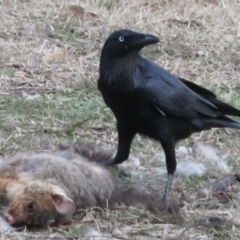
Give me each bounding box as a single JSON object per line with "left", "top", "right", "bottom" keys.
{"left": 97, "top": 29, "right": 240, "bottom": 204}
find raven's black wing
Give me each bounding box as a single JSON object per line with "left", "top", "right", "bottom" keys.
{"left": 137, "top": 58, "right": 218, "bottom": 118}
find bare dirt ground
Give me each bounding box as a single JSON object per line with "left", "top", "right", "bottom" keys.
{"left": 1, "top": 0, "right": 240, "bottom": 239}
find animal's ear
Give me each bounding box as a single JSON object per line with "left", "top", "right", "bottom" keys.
{"left": 51, "top": 193, "right": 76, "bottom": 215}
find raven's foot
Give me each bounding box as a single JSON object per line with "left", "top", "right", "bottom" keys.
{"left": 156, "top": 195, "right": 183, "bottom": 214}
{"left": 157, "top": 174, "right": 176, "bottom": 211}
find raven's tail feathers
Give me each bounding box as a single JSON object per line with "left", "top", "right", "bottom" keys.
{"left": 202, "top": 116, "right": 240, "bottom": 130}
{"left": 211, "top": 99, "right": 240, "bottom": 117}
{"left": 179, "top": 77, "right": 240, "bottom": 117}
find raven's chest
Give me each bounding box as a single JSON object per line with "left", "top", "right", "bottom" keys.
{"left": 98, "top": 79, "right": 148, "bottom": 119}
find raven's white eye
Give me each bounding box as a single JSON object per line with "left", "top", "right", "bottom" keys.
{"left": 119, "top": 36, "right": 124, "bottom": 42}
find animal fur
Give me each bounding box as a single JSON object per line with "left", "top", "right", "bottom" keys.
{"left": 0, "top": 143, "right": 180, "bottom": 227}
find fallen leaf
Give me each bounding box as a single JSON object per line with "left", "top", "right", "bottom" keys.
{"left": 206, "top": 0, "right": 219, "bottom": 6}
{"left": 178, "top": 67, "right": 197, "bottom": 76}
{"left": 50, "top": 218, "right": 73, "bottom": 230}
{"left": 49, "top": 233, "right": 64, "bottom": 239}
{"left": 148, "top": 215, "right": 167, "bottom": 224}
{"left": 82, "top": 211, "right": 95, "bottom": 223}
{"left": 78, "top": 51, "right": 98, "bottom": 63}
{"left": 112, "top": 228, "right": 129, "bottom": 239}
{"left": 165, "top": 19, "right": 203, "bottom": 27}
{"left": 42, "top": 48, "right": 73, "bottom": 63}
{"left": 14, "top": 71, "right": 26, "bottom": 78}
{"left": 68, "top": 5, "right": 99, "bottom": 19}
{"left": 22, "top": 91, "right": 41, "bottom": 100}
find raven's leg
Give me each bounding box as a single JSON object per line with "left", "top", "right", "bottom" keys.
{"left": 160, "top": 138, "right": 176, "bottom": 204}
{"left": 104, "top": 123, "right": 135, "bottom": 166}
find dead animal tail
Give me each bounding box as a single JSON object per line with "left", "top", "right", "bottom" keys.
{"left": 109, "top": 185, "right": 181, "bottom": 213}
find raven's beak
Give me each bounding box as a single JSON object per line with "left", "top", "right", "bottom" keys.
{"left": 129, "top": 33, "right": 160, "bottom": 49}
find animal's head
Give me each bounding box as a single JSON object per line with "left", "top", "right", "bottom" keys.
{"left": 4, "top": 180, "right": 76, "bottom": 227}
{"left": 100, "top": 29, "right": 159, "bottom": 60}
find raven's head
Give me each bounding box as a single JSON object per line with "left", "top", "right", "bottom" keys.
{"left": 100, "top": 29, "right": 160, "bottom": 60}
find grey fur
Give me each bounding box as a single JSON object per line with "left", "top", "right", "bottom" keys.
{"left": 0, "top": 148, "right": 116, "bottom": 209}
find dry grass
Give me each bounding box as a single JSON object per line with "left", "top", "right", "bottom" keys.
{"left": 1, "top": 0, "right": 240, "bottom": 239}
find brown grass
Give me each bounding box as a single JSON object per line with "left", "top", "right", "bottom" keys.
{"left": 1, "top": 0, "right": 240, "bottom": 239}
